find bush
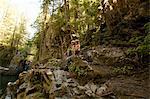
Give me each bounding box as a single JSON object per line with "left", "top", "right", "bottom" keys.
{"left": 127, "top": 22, "right": 150, "bottom": 66}
{"left": 68, "top": 63, "right": 87, "bottom": 76}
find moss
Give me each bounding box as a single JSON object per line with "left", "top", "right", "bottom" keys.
{"left": 68, "top": 62, "right": 87, "bottom": 77}
{"left": 112, "top": 65, "right": 134, "bottom": 75}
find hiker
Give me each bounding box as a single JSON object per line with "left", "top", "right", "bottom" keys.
{"left": 24, "top": 60, "right": 29, "bottom": 71}
{"left": 71, "top": 40, "right": 80, "bottom": 56}
{"left": 63, "top": 34, "right": 80, "bottom": 70}
{"left": 16, "top": 60, "right": 24, "bottom": 74}
{"left": 65, "top": 34, "right": 80, "bottom": 57}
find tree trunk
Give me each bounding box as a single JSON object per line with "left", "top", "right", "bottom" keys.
{"left": 11, "top": 21, "right": 17, "bottom": 48}
{"left": 39, "top": 1, "right": 49, "bottom": 60}
{"left": 59, "top": 36, "right": 64, "bottom": 60}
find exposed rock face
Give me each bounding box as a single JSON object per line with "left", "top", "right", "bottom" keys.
{"left": 2, "top": 46, "right": 149, "bottom": 99}
{"left": 4, "top": 66, "right": 149, "bottom": 99}
{"left": 103, "top": 73, "right": 149, "bottom": 98}
{"left": 87, "top": 46, "right": 126, "bottom": 66}
{"left": 3, "top": 67, "right": 101, "bottom": 98}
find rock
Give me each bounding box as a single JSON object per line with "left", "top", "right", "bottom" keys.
{"left": 53, "top": 71, "right": 65, "bottom": 88}
{"left": 25, "top": 86, "right": 36, "bottom": 95}
{"left": 66, "top": 72, "right": 77, "bottom": 78}
{"left": 5, "top": 95, "right": 11, "bottom": 99}
{"left": 107, "top": 74, "right": 150, "bottom": 98}
{"left": 81, "top": 50, "right": 93, "bottom": 62}
{"left": 55, "top": 96, "right": 70, "bottom": 99}
{"left": 84, "top": 82, "right": 98, "bottom": 97}
{"left": 53, "top": 70, "right": 67, "bottom": 82}
{"left": 66, "top": 78, "right": 78, "bottom": 87}
{"left": 84, "top": 83, "right": 90, "bottom": 90}
{"left": 96, "top": 86, "right": 106, "bottom": 96}
{"left": 72, "top": 88, "right": 80, "bottom": 95}
{"left": 77, "top": 86, "right": 86, "bottom": 91}
{"left": 51, "top": 70, "right": 76, "bottom": 95}
{"left": 17, "top": 83, "right": 28, "bottom": 93}
{"left": 45, "top": 69, "right": 53, "bottom": 76}
{"left": 90, "top": 46, "right": 125, "bottom": 66}
{"left": 24, "top": 92, "right": 45, "bottom": 99}
{"left": 96, "top": 83, "right": 113, "bottom": 97}
{"left": 85, "top": 90, "right": 93, "bottom": 97}
{"left": 90, "top": 83, "right": 98, "bottom": 93}
{"left": 6, "top": 82, "right": 16, "bottom": 99}
{"left": 84, "top": 82, "right": 98, "bottom": 93}
{"left": 17, "top": 92, "right": 26, "bottom": 99}
{"left": 19, "top": 71, "right": 28, "bottom": 81}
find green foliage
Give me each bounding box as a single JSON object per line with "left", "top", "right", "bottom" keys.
{"left": 68, "top": 63, "right": 87, "bottom": 77}
{"left": 128, "top": 22, "right": 150, "bottom": 56}
{"left": 112, "top": 65, "right": 133, "bottom": 74}
{"left": 0, "top": 8, "right": 28, "bottom": 48}
{"left": 47, "top": 58, "right": 61, "bottom": 67}
{"left": 33, "top": 0, "right": 149, "bottom": 70}
{"left": 31, "top": 92, "right": 45, "bottom": 99}
{"left": 136, "top": 45, "right": 149, "bottom": 56}
{"left": 129, "top": 36, "right": 143, "bottom": 45}
{"left": 144, "top": 22, "right": 150, "bottom": 33}
{"left": 41, "top": 0, "right": 51, "bottom": 8}
{"left": 126, "top": 22, "right": 150, "bottom": 66}
{"left": 33, "top": 0, "right": 102, "bottom": 59}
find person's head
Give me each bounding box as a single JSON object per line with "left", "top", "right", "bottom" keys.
{"left": 25, "top": 60, "right": 28, "bottom": 64}
{"left": 71, "top": 40, "right": 76, "bottom": 46}
{"left": 75, "top": 39, "right": 80, "bottom": 45}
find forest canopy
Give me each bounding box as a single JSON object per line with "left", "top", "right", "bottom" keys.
{"left": 32, "top": 0, "right": 149, "bottom": 65}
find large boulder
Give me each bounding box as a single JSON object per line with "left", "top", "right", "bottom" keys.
{"left": 89, "top": 46, "right": 125, "bottom": 66}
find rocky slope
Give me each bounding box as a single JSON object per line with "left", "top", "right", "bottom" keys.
{"left": 1, "top": 46, "right": 149, "bottom": 99}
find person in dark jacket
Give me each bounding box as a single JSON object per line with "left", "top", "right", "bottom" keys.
{"left": 24, "top": 60, "right": 29, "bottom": 71}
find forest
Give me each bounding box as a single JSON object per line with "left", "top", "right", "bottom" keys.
{"left": 0, "top": 0, "right": 149, "bottom": 99}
